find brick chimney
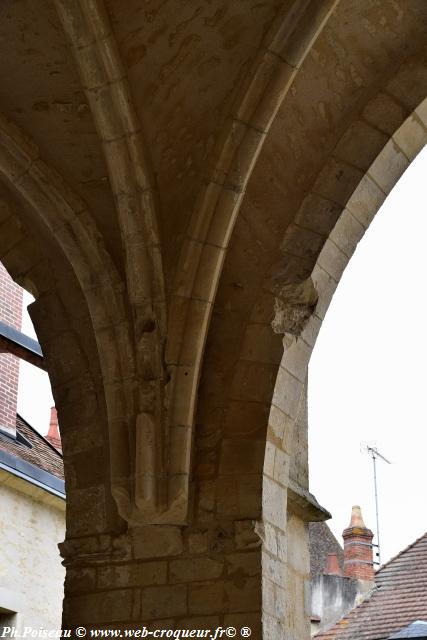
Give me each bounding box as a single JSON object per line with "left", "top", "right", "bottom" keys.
{"left": 46, "top": 406, "right": 62, "bottom": 452}
{"left": 0, "top": 263, "right": 23, "bottom": 438}
{"left": 342, "top": 505, "right": 374, "bottom": 582}
{"left": 324, "top": 553, "right": 342, "bottom": 576}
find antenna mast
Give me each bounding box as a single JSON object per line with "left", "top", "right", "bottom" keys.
{"left": 364, "top": 444, "right": 391, "bottom": 566}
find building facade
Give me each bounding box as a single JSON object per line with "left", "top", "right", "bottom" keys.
{"left": 0, "top": 263, "right": 65, "bottom": 632}
{"left": 311, "top": 507, "right": 375, "bottom": 636}
{"left": 314, "top": 532, "right": 427, "bottom": 639}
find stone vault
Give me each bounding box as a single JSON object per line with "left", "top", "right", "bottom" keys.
{"left": 0, "top": 0, "right": 426, "bottom": 637}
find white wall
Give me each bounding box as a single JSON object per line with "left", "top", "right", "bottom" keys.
{"left": 0, "top": 474, "right": 65, "bottom": 631}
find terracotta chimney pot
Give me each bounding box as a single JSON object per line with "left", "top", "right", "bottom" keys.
{"left": 46, "top": 406, "right": 62, "bottom": 452}
{"left": 324, "top": 553, "right": 342, "bottom": 576}
{"left": 349, "top": 505, "right": 366, "bottom": 528}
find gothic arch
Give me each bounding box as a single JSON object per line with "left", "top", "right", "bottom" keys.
{"left": 1, "top": 0, "right": 426, "bottom": 635}
{"left": 261, "top": 95, "right": 427, "bottom": 639}
{"left": 0, "top": 113, "right": 136, "bottom": 530}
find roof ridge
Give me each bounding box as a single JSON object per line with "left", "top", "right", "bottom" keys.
{"left": 16, "top": 413, "right": 63, "bottom": 459}
{"left": 377, "top": 532, "right": 427, "bottom": 576}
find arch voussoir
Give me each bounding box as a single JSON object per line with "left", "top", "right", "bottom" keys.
{"left": 263, "top": 86, "right": 427, "bottom": 637}
{"left": 167, "top": 0, "right": 341, "bottom": 523}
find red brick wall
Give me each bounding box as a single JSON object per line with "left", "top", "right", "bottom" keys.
{"left": 343, "top": 528, "right": 374, "bottom": 581}
{"left": 0, "top": 262, "right": 23, "bottom": 435}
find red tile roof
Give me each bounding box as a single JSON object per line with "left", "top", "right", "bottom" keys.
{"left": 0, "top": 414, "right": 64, "bottom": 480}
{"left": 314, "top": 533, "right": 427, "bottom": 640}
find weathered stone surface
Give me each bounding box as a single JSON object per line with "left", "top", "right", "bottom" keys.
{"left": 187, "top": 530, "right": 210, "bottom": 555}
{"left": 224, "top": 577, "right": 261, "bottom": 612}
{"left": 234, "top": 520, "right": 261, "bottom": 550}
{"left": 188, "top": 582, "right": 225, "bottom": 615}
{"left": 66, "top": 567, "right": 97, "bottom": 595}
{"left": 140, "top": 585, "right": 187, "bottom": 619}
{"left": 227, "top": 551, "right": 261, "bottom": 578}
{"left": 393, "top": 115, "right": 427, "bottom": 161}
{"left": 98, "top": 561, "right": 168, "bottom": 589}
{"left": 272, "top": 279, "right": 318, "bottom": 336}
{"left": 368, "top": 139, "right": 409, "bottom": 194}
{"left": 169, "top": 557, "right": 224, "bottom": 583}
{"left": 64, "top": 590, "right": 133, "bottom": 624}
{"left": 132, "top": 527, "right": 184, "bottom": 559}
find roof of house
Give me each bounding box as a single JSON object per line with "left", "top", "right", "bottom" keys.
{"left": 0, "top": 414, "right": 63, "bottom": 480}
{"left": 314, "top": 532, "right": 427, "bottom": 640}
{"left": 310, "top": 521, "right": 344, "bottom": 580}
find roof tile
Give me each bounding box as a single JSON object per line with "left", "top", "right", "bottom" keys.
{"left": 0, "top": 414, "right": 64, "bottom": 480}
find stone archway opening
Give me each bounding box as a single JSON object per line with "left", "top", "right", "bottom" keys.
{"left": 0, "top": 2, "right": 426, "bottom": 637}
{"left": 262, "top": 98, "right": 427, "bottom": 639}
{"left": 308, "top": 142, "right": 427, "bottom": 561}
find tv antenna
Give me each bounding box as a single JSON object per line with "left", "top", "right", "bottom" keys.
{"left": 361, "top": 443, "right": 391, "bottom": 566}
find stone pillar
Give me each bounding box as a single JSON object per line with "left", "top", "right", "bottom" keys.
{"left": 61, "top": 521, "right": 262, "bottom": 636}
{"left": 262, "top": 373, "right": 330, "bottom": 639}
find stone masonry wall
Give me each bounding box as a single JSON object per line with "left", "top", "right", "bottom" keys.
{"left": 62, "top": 522, "right": 262, "bottom": 636}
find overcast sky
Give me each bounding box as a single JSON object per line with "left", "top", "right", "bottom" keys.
{"left": 17, "top": 296, "right": 53, "bottom": 435}
{"left": 16, "top": 145, "right": 427, "bottom": 567}
{"left": 309, "top": 145, "right": 427, "bottom": 565}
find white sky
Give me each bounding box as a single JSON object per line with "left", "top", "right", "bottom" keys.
{"left": 17, "top": 295, "right": 53, "bottom": 436}
{"left": 309, "top": 145, "right": 427, "bottom": 566}
{"left": 15, "top": 145, "right": 427, "bottom": 566}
